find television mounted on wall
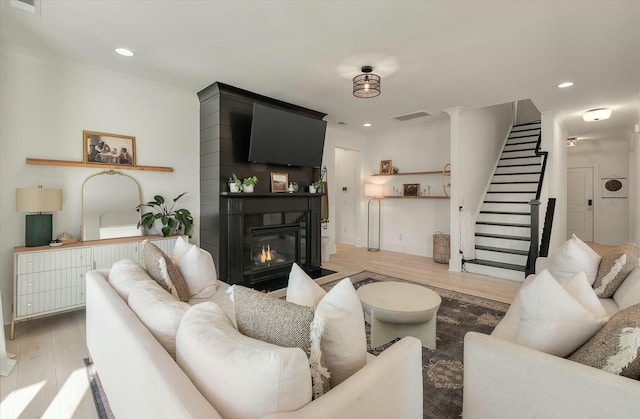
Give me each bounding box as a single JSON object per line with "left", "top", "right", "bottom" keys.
{"left": 248, "top": 103, "right": 327, "bottom": 168}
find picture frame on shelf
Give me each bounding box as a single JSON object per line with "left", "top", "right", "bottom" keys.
{"left": 83, "top": 130, "right": 136, "bottom": 166}
{"left": 380, "top": 160, "right": 392, "bottom": 175}
{"left": 270, "top": 172, "right": 288, "bottom": 193}
{"left": 403, "top": 183, "right": 420, "bottom": 197}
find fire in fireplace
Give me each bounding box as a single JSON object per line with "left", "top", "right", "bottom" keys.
{"left": 246, "top": 223, "right": 300, "bottom": 284}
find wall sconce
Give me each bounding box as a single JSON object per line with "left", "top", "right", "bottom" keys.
{"left": 16, "top": 186, "right": 63, "bottom": 247}
{"left": 567, "top": 137, "right": 578, "bottom": 147}
{"left": 364, "top": 183, "right": 384, "bottom": 251}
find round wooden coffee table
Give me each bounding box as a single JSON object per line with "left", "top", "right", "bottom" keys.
{"left": 357, "top": 281, "right": 442, "bottom": 349}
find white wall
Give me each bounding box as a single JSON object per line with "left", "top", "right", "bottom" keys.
{"left": 335, "top": 148, "right": 360, "bottom": 245}
{"left": 448, "top": 103, "right": 513, "bottom": 270}
{"left": 0, "top": 45, "right": 199, "bottom": 323}
{"left": 361, "top": 118, "right": 451, "bottom": 257}
{"left": 568, "top": 138, "right": 631, "bottom": 244}
{"left": 540, "top": 112, "right": 568, "bottom": 252}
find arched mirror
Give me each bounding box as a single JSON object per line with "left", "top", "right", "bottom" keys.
{"left": 82, "top": 170, "right": 143, "bottom": 241}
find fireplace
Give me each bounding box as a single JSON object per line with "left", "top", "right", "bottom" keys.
{"left": 219, "top": 193, "right": 322, "bottom": 286}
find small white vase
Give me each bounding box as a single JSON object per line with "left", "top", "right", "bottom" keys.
{"left": 309, "top": 185, "right": 317, "bottom": 193}
{"left": 243, "top": 184, "right": 254, "bottom": 193}
{"left": 229, "top": 183, "right": 240, "bottom": 193}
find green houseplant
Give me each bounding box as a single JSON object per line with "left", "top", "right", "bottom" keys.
{"left": 242, "top": 176, "right": 258, "bottom": 193}
{"left": 229, "top": 173, "right": 242, "bottom": 192}
{"left": 137, "top": 193, "right": 194, "bottom": 237}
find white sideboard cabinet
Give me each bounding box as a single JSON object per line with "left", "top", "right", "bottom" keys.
{"left": 11, "top": 235, "right": 179, "bottom": 339}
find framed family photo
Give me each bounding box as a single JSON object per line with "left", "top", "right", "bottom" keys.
{"left": 271, "top": 172, "right": 289, "bottom": 193}
{"left": 403, "top": 183, "right": 420, "bottom": 197}
{"left": 83, "top": 130, "right": 136, "bottom": 166}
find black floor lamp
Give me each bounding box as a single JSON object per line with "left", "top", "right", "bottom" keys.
{"left": 364, "top": 184, "right": 383, "bottom": 252}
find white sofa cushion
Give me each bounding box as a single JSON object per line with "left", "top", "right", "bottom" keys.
{"left": 231, "top": 285, "right": 330, "bottom": 398}
{"left": 614, "top": 266, "right": 640, "bottom": 309}
{"left": 108, "top": 259, "right": 151, "bottom": 301}
{"left": 173, "top": 238, "right": 218, "bottom": 299}
{"left": 516, "top": 270, "right": 607, "bottom": 357}
{"left": 176, "top": 302, "right": 312, "bottom": 419}
{"left": 547, "top": 234, "right": 601, "bottom": 285}
{"left": 286, "top": 264, "right": 367, "bottom": 387}
{"left": 128, "top": 279, "right": 190, "bottom": 358}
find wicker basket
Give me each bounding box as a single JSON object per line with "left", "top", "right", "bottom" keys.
{"left": 433, "top": 232, "right": 450, "bottom": 264}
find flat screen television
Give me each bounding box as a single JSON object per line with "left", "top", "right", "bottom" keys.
{"left": 248, "top": 103, "right": 327, "bottom": 168}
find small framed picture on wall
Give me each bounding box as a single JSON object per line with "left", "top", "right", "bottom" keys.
{"left": 403, "top": 183, "right": 420, "bottom": 197}
{"left": 601, "top": 177, "right": 627, "bottom": 198}
{"left": 380, "top": 160, "right": 392, "bottom": 175}
{"left": 83, "top": 130, "right": 136, "bottom": 166}
{"left": 271, "top": 172, "right": 289, "bottom": 193}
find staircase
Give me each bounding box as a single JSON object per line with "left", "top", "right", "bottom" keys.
{"left": 464, "top": 121, "right": 544, "bottom": 281}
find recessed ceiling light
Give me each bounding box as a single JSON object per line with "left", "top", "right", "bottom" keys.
{"left": 558, "top": 81, "right": 574, "bottom": 88}
{"left": 363, "top": 123, "right": 372, "bottom": 127}
{"left": 583, "top": 108, "right": 612, "bottom": 122}
{"left": 114, "top": 48, "right": 135, "bottom": 57}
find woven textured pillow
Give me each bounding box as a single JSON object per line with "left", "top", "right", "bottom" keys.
{"left": 592, "top": 244, "right": 638, "bottom": 298}
{"left": 142, "top": 240, "right": 190, "bottom": 302}
{"left": 232, "top": 285, "right": 330, "bottom": 398}
{"left": 569, "top": 304, "right": 640, "bottom": 379}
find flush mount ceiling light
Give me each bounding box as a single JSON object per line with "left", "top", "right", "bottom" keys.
{"left": 353, "top": 66, "right": 381, "bottom": 98}
{"left": 558, "top": 81, "right": 574, "bottom": 88}
{"left": 583, "top": 108, "right": 611, "bottom": 121}
{"left": 567, "top": 137, "right": 578, "bottom": 147}
{"left": 363, "top": 123, "right": 372, "bottom": 127}
{"left": 114, "top": 48, "right": 135, "bottom": 57}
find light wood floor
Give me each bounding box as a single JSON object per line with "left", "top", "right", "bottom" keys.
{"left": 1, "top": 243, "right": 521, "bottom": 419}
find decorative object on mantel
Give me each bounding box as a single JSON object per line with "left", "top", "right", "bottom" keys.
{"left": 270, "top": 172, "right": 288, "bottom": 193}
{"left": 137, "top": 193, "right": 193, "bottom": 237}
{"left": 83, "top": 130, "right": 136, "bottom": 167}
{"left": 380, "top": 160, "right": 392, "bottom": 175}
{"left": 392, "top": 166, "right": 399, "bottom": 174}
{"left": 364, "top": 184, "right": 384, "bottom": 252}
{"left": 242, "top": 176, "right": 258, "bottom": 193}
{"left": 229, "top": 173, "right": 242, "bottom": 193}
{"left": 16, "top": 186, "right": 63, "bottom": 247}
{"left": 287, "top": 182, "right": 296, "bottom": 193}
{"left": 311, "top": 166, "right": 327, "bottom": 193}
{"left": 57, "top": 231, "right": 77, "bottom": 244}
{"left": 353, "top": 66, "right": 381, "bottom": 98}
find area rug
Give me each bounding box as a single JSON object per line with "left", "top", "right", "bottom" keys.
{"left": 322, "top": 271, "right": 510, "bottom": 419}
{"left": 83, "top": 358, "right": 115, "bottom": 419}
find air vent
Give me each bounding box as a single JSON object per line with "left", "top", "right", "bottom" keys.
{"left": 393, "top": 111, "right": 431, "bottom": 122}
{"left": 10, "top": 0, "right": 40, "bottom": 14}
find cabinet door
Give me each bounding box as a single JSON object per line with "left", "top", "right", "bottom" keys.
{"left": 16, "top": 248, "right": 91, "bottom": 274}
{"left": 92, "top": 242, "right": 140, "bottom": 269}
{"left": 16, "top": 266, "right": 88, "bottom": 318}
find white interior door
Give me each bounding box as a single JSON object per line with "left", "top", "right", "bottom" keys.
{"left": 567, "top": 167, "right": 594, "bottom": 242}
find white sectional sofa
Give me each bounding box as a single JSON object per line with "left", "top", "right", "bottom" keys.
{"left": 86, "top": 267, "right": 424, "bottom": 419}
{"left": 463, "top": 250, "right": 640, "bottom": 418}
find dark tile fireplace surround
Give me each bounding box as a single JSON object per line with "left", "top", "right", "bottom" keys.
{"left": 198, "top": 82, "right": 327, "bottom": 288}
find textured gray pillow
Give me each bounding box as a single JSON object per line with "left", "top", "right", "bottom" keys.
{"left": 142, "top": 240, "right": 190, "bottom": 302}
{"left": 569, "top": 304, "right": 640, "bottom": 379}
{"left": 592, "top": 244, "right": 638, "bottom": 298}
{"left": 233, "top": 285, "right": 330, "bottom": 397}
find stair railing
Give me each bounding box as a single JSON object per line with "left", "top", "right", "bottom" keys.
{"left": 524, "top": 125, "right": 552, "bottom": 276}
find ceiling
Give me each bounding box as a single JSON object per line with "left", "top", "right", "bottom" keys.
{"left": 1, "top": 0, "right": 639, "bottom": 139}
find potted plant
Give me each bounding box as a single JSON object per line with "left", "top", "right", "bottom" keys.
{"left": 137, "top": 193, "right": 194, "bottom": 237}
{"left": 229, "top": 173, "right": 242, "bottom": 193}
{"left": 242, "top": 176, "right": 258, "bottom": 193}
{"left": 310, "top": 166, "right": 327, "bottom": 193}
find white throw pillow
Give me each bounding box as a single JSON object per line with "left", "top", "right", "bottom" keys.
{"left": 128, "top": 279, "right": 190, "bottom": 358}
{"left": 175, "top": 244, "right": 218, "bottom": 299}
{"left": 176, "top": 302, "right": 312, "bottom": 419}
{"left": 172, "top": 235, "right": 193, "bottom": 261}
{"left": 286, "top": 264, "right": 367, "bottom": 387}
{"left": 557, "top": 271, "right": 608, "bottom": 320}
{"left": 547, "top": 234, "right": 601, "bottom": 285}
{"left": 516, "top": 270, "right": 607, "bottom": 357}
{"left": 108, "top": 259, "right": 151, "bottom": 301}
{"left": 613, "top": 265, "right": 640, "bottom": 310}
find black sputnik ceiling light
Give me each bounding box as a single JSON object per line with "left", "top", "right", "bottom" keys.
{"left": 353, "top": 66, "right": 381, "bottom": 98}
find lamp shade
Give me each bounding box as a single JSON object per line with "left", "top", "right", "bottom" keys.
{"left": 16, "top": 187, "right": 63, "bottom": 213}
{"left": 364, "top": 183, "right": 384, "bottom": 197}
{"left": 353, "top": 66, "right": 381, "bottom": 98}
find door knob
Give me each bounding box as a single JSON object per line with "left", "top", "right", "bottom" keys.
{"left": 588, "top": 199, "right": 593, "bottom": 206}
